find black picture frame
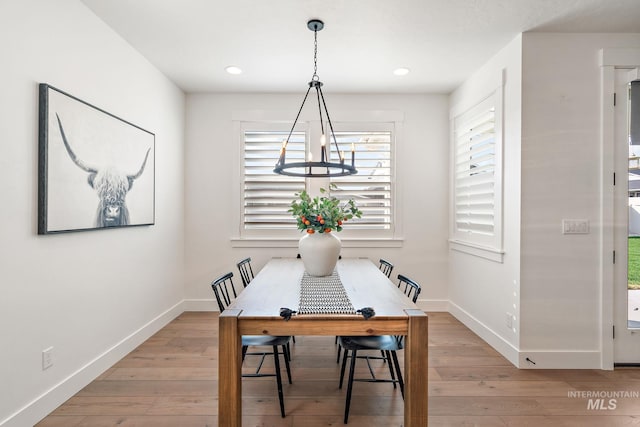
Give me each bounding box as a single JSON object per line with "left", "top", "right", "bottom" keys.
{"left": 38, "top": 84, "right": 155, "bottom": 234}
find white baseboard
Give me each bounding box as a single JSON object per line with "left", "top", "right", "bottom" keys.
{"left": 517, "top": 350, "right": 602, "bottom": 369}
{"left": 448, "top": 302, "right": 603, "bottom": 369}
{"left": 2, "top": 301, "right": 184, "bottom": 427}
{"left": 448, "top": 301, "right": 520, "bottom": 367}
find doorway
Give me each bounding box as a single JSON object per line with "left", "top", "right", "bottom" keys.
{"left": 614, "top": 68, "right": 640, "bottom": 364}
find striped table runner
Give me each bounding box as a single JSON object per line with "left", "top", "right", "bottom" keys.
{"left": 297, "top": 270, "right": 356, "bottom": 315}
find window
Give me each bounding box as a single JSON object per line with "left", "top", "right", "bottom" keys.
{"left": 451, "top": 88, "right": 503, "bottom": 259}
{"left": 239, "top": 120, "right": 395, "bottom": 240}
{"left": 242, "top": 125, "right": 305, "bottom": 230}
{"left": 331, "top": 125, "right": 392, "bottom": 231}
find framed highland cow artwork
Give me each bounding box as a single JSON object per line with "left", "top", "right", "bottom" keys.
{"left": 38, "top": 84, "right": 155, "bottom": 234}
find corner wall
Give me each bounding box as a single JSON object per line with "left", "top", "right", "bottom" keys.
{"left": 519, "top": 33, "right": 640, "bottom": 368}
{"left": 448, "top": 35, "right": 522, "bottom": 365}
{"left": 0, "top": 1, "right": 185, "bottom": 425}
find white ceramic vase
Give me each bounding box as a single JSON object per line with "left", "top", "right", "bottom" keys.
{"left": 298, "top": 231, "right": 341, "bottom": 277}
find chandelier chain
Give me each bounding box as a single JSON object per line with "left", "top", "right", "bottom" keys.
{"left": 312, "top": 29, "right": 319, "bottom": 81}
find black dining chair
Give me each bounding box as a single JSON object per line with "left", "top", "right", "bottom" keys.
{"left": 378, "top": 258, "right": 394, "bottom": 278}
{"left": 240, "top": 257, "right": 297, "bottom": 344}
{"left": 336, "top": 274, "right": 422, "bottom": 423}
{"left": 211, "top": 272, "right": 292, "bottom": 418}
{"left": 335, "top": 258, "right": 394, "bottom": 363}
{"left": 236, "top": 257, "right": 255, "bottom": 288}
{"left": 397, "top": 273, "right": 421, "bottom": 302}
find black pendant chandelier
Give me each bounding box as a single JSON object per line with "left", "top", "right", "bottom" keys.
{"left": 274, "top": 19, "right": 357, "bottom": 178}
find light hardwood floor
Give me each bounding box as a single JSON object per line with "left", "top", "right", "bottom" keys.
{"left": 37, "top": 312, "right": 640, "bottom": 426}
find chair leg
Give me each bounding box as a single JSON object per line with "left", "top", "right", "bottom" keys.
{"left": 241, "top": 345, "right": 248, "bottom": 361}
{"left": 390, "top": 350, "right": 404, "bottom": 399}
{"left": 336, "top": 341, "right": 342, "bottom": 363}
{"left": 385, "top": 350, "right": 397, "bottom": 389}
{"left": 272, "top": 345, "right": 285, "bottom": 418}
{"left": 282, "top": 344, "right": 292, "bottom": 384}
{"left": 339, "top": 346, "right": 349, "bottom": 389}
{"left": 344, "top": 349, "right": 358, "bottom": 424}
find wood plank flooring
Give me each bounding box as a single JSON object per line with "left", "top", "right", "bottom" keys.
{"left": 36, "top": 312, "right": 640, "bottom": 426}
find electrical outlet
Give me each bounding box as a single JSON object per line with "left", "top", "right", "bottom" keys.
{"left": 42, "top": 347, "right": 53, "bottom": 370}
{"left": 505, "top": 312, "right": 513, "bottom": 328}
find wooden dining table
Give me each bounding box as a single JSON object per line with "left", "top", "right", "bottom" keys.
{"left": 218, "top": 257, "right": 428, "bottom": 426}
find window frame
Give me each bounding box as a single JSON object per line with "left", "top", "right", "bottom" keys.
{"left": 231, "top": 110, "right": 403, "bottom": 247}
{"left": 449, "top": 85, "right": 504, "bottom": 262}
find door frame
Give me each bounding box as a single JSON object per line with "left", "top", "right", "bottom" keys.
{"left": 600, "top": 48, "right": 640, "bottom": 369}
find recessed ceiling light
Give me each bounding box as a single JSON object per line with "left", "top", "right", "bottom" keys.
{"left": 225, "top": 66, "right": 242, "bottom": 75}
{"left": 393, "top": 67, "right": 410, "bottom": 76}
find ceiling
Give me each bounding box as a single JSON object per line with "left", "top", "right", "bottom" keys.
{"left": 81, "top": 0, "right": 640, "bottom": 94}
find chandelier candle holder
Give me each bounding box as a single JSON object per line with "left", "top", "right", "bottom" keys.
{"left": 274, "top": 19, "right": 358, "bottom": 178}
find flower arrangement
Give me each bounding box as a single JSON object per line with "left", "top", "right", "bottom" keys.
{"left": 289, "top": 185, "right": 362, "bottom": 234}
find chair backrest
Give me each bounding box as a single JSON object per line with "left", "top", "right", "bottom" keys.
{"left": 397, "top": 274, "right": 421, "bottom": 303}
{"left": 236, "top": 257, "right": 254, "bottom": 288}
{"left": 379, "top": 258, "right": 394, "bottom": 278}
{"left": 211, "top": 272, "right": 238, "bottom": 311}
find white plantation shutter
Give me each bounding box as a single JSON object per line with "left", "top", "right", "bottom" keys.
{"left": 239, "top": 118, "right": 397, "bottom": 239}
{"left": 243, "top": 128, "right": 305, "bottom": 230}
{"left": 452, "top": 89, "right": 502, "bottom": 252}
{"left": 331, "top": 128, "right": 392, "bottom": 230}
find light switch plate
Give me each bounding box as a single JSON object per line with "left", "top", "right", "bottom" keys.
{"left": 562, "top": 219, "right": 589, "bottom": 234}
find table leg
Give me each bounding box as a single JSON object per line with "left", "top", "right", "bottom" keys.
{"left": 219, "top": 309, "right": 242, "bottom": 427}
{"left": 404, "top": 309, "right": 429, "bottom": 426}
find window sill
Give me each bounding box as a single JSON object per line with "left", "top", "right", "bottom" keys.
{"left": 449, "top": 239, "right": 504, "bottom": 263}
{"left": 231, "top": 237, "right": 404, "bottom": 248}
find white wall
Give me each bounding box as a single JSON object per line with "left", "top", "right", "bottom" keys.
{"left": 184, "top": 93, "right": 450, "bottom": 311}
{"left": 0, "top": 1, "right": 185, "bottom": 425}
{"left": 448, "top": 35, "right": 522, "bottom": 365}
{"left": 520, "top": 33, "right": 640, "bottom": 368}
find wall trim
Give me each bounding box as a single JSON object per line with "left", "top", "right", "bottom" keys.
{"left": 449, "top": 240, "right": 505, "bottom": 263}
{"left": 600, "top": 48, "right": 640, "bottom": 67}
{"left": 448, "top": 301, "right": 520, "bottom": 367}
{"left": 2, "top": 301, "right": 184, "bottom": 427}
{"left": 450, "top": 301, "right": 604, "bottom": 369}
{"left": 517, "top": 350, "right": 602, "bottom": 369}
